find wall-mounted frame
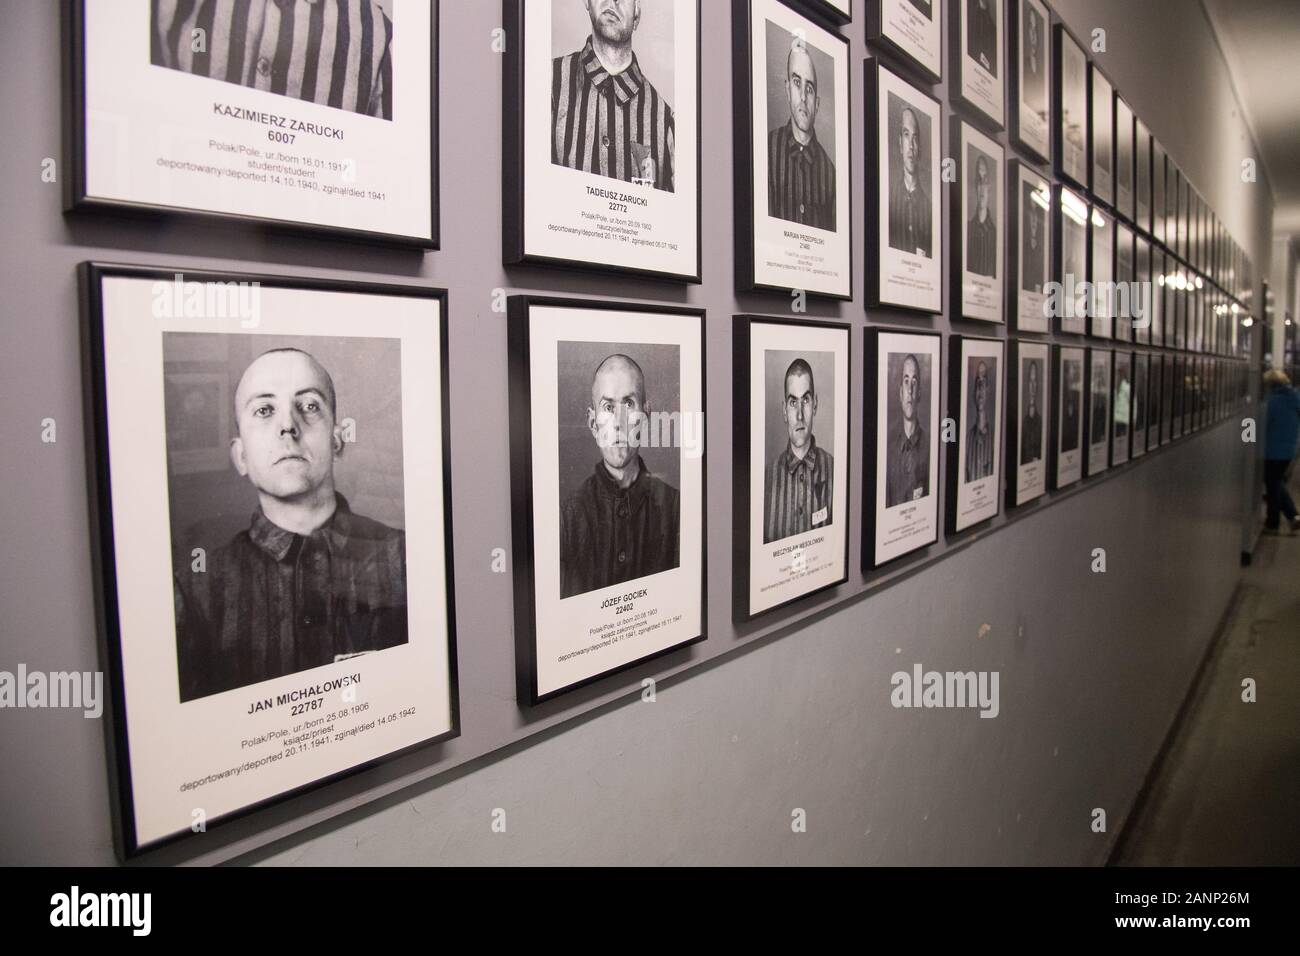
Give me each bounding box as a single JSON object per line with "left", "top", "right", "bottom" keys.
{"left": 865, "top": 0, "right": 942, "bottom": 84}
{"left": 1134, "top": 233, "right": 1152, "bottom": 345}
{"left": 1113, "top": 93, "right": 1134, "bottom": 223}
{"left": 733, "top": 0, "right": 853, "bottom": 299}
{"left": 1131, "top": 350, "right": 1149, "bottom": 459}
{"left": 1010, "top": 162, "right": 1052, "bottom": 332}
{"left": 947, "top": 334, "right": 1005, "bottom": 533}
{"left": 507, "top": 296, "right": 706, "bottom": 705}
{"left": 1088, "top": 204, "right": 1114, "bottom": 338}
{"left": 1152, "top": 137, "right": 1166, "bottom": 246}
{"left": 1053, "top": 22, "right": 1087, "bottom": 191}
{"left": 1111, "top": 349, "right": 1132, "bottom": 465}
{"left": 1088, "top": 63, "right": 1113, "bottom": 207}
{"left": 953, "top": 117, "right": 1005, "bottom": 322}
{"left": 863, "top": 328, "right": 942, "bottom": 567}
{"left": 80, "top": 262, "right": 459, "bottom": 859}
{"left": 733, "top": 315, "right": 851, "bottom": 620}
{"left": 1055, "top": 184, "right": 1088, "bottom": 335}
{"left": 866, "top": 58, "right": 943, "bottom": 313}
{"left": 1085, "top": 346, "right": 1112, "bottom": 475}
{"left": 1051, "top": 344, "right": 1085, "bottom": 488}
{"left": 800, "top": 0, "right": 854, "bottom": 26}
{"left": 1007, "top": 339, "right": 1049, "bottom": 507}
{"left": 1146, "top": 350, "right": 1163, "bottom": 450}
{"left": 1114, "top": 219, "right": 1134, "bottom": 342}
{"left": 1134, "top": 118, "right": 1151, "bottom": 234}
{"left": 66, "top": 0, "right": 440, "bottom": 248}
{"left": 502, "top": 0, "right": 702, "bottom": 282}
{"left": 952, "top": 0, "right": 1005, "bottom": 129}
{"left": 1009, "top": 0, "right": 1051, "bottom": 163}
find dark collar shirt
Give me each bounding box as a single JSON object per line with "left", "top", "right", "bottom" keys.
{"left": 174, "top": 494, "right": 407, "bottom": 701}
{"left": 768, "top": 121, "right": 837, "bottom": 232}
{"left": 151, "top": 0, "right": 394, "bottom": 120}
{"left": 966, "top": 421, "right": 995, "bottom": 482}
{"left": 885, "top": 418, "right": 930, "bottom": 508}
{"left": 888, "top": 169, "right": 932, "bottom": 257}
{"left": 764, "top": 436, "right": 835, "bottom": 544}
{"left": 1023, "top": 230, "right": 1044, "bottom": 292}
{"left": 1021, "top": 411, "right": 1043, "bottom": 464}
{"left": 552, "top": 36, "right": 675, "bottom": 192}
{"left": 968, "top": 212, "right": 997, "bottom": 277}
{"left": 560, "top": 456, "right": 680, "bottom": 599}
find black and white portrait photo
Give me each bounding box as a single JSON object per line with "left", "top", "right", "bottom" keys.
{"left": 1111, "top": 350, "right": 1132, "bottom": 465}
{"left": 1087, "top": 348, "right": 1112, "bottom": 475}
{"left": 82, "top": 265, "right": 457, "bottom": 855}
{"left": 966, "top": 147, "right": 998, "bottom": 278}
{"left": 1115, "top": 96, "right": 1134, "bottom": 222}
{"left": 1010, "top": 341, "right": 1049, "bottom": 506}
{"left": 150, "top": 0, "right": 395, "bottom": 120}
{"left": 955, "top": 120, "right": 1003, "bottom": 322}
{"left": 1136, "top": 119, "right": 1152, "bottom": 231}
{"left": 506, "top": 0, "right": 699, "bottom": 280}
{"left": 966, "top": 0, "right": 997, "bottom": 76}
{"left": 1014, "top": 165, "right": 1051, "bottom": 333}
{"left": 736, "top": 0, "right": 851, "bottom": 298}
{"left": 1013, "top": 0, "right": 1049, "bottom": 159}
{"left": 870, "top": 62, "right": 942, "bottom": 312}
{"left": 949, "top": 337, "right": 1003, "bottom": 533}
{"left": 955, "top": 0, "right": 1003, "bottom": 127}
{"left": 1090, "top": 66, "right": 1114, "bottom": 206}
{"left": 867, "top": 0, "right": 942, "bottom": 83}
{"left": 736, "top": 318, "right": 849, "bottom": 619}
{"left": 868, "top": 330, "right": 940, "bottom": 567}
{"left": 1020, "top": 357, "right": 1045, "bottom": 466}
{"left": 1056, "top": 186, "right": 1088, "bottom": 334}
{"left": 1023, "top": 185, "right": 1046, "bottom": 292}
{"left": 1055, "top": 25, "right": 1087, "bottom": 187}
{"left": 1053, "top": 346, "right": 1085, "bottom": 488}
{"left": 1132, "top": 352, "right": 1149, "bottom": 459}
{"left": 1090, "top": 206, "right": 1114, "bottom": 339}
{"left": 509, "top": 297, "right": 704, "bottom": 703}
{"left": 73, "top": 1, "right": 437, "bottom": 244}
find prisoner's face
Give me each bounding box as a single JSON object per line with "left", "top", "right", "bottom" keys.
{"left": 900, "top": 109, "right": 919, "bottom": 177}
{"left": 787, "top": 46, "right": 819, "bottom": 136}
{"left": 974, "top": 362, "right": 989, "bottom": 414}
{"left": 586, "top": 0, "right": 640, "bottom": 45}
{"left": 231, "top": 351, "right": 339, "bottom": 501}
{"left": 899, "top": 356, "right": 920, "bottom": 423}
{"left": 975, "top": 158, "right": 991, "bottom": 216}
{"left": 783, "top": 371, "right": 817, "bottom": 452}
{"left": 588, "top": 358, "right": 647, "bottom": 472}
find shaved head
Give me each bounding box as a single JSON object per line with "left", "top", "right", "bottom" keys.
{"left": 234, "top": 347, "right": 336, "bottom": 432}
{"left": 590, "top": 353, "right": 646, "bottom": 408}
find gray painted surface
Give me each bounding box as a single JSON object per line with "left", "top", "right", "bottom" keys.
{"left": 0, "top": 0, "right": 1266, "bottom": 865}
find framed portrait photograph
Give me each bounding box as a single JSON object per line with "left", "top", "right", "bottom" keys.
{"left": 865, "top": 0, "right": 942, "bottom": 84}
{"left": 1010, "top": 0, "right": 1050, "bottom": 162}
{"left": 1114, "top": 219, "right": 1134, "bottom": 342}
{"left": 1167, "top": 354, "right": 1182, "bottom": 442}
{"left": 1010, "top": 163, "right": 1051, "bottom": 332}
{"left": 733, "top": 316, "right": 850, "bottom": 619}
{"left": 863, "top": 328, "right": 941, "bottom": 567}
{"left": 867, "top": 59, "right": 942, "bottom": 313}
{"left": 952, "top": 0, "right": 1004, "bottom": 129}
{"left": 1084, "top": 346, "right": 1112, "bottom": 476}
{"left": 1110, "top": 349, "right": 1132, "bottom": 466}
{"left": 1051, "top": 344, "right": 1085, "bottom": 488}
{"left": 1135, "top": 118, "right": 1151, "bottom": 234}
{"left": 1134, "top": 234, "right": 1152, "bottom": 345}
{"left": 1089, "top": 64, "right": 1113, "bottom": 207}
{"left": 503, "top": 0, "right": 701, "bottom": 282}
{"left": 1113, "top": 94, "right": 1134, "bottom": 223}
{"left": 1131, "top": 350, "right": 1148, "bottom": 459}
{"left": 80, "top": 263, "right": 458, "bottom": 858}
{"left": 1088, "top": 204, "right": 1114, "bottom": 338}
{"left": 1054, "top": 185, "right": 1089, "bottom": 335}
{"left": 1152, "top": 137, "right": 1166, "bottom": 246}
{"left": 953, "top": 118, "right": 1005, "bottom": 323}
{"left": 507, "top": 296, "right": 705, "bottom": 705}
{"left": 68, "top": 0, "right": 439, "bottom": 247}
{"left": 1146, "top": 351, "right": 1163, "bottom": 450}
{"left": 1053, "top": 23, "right": 1088, "bottom": 190}
{"left": 946, "top": 335, "right": 1004, "bottom": 533}
{"left": 734, "top": 0, "right": 852, "bottom": 299}
{"left": 1007, "top": 339, "right": 1049, "bottom": 507}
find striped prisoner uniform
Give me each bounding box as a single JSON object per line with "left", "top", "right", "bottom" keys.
{"left": 764, "top": 437, "right": 834, "bottom": 544}
{"left": 552, "top": 36, "right": 675, "bottom": 193}
{"left": 151, "top": 0, "right": 393, "bottom": 120}
{"left": 768, "top": 122, "right": 836, "bottom": 232}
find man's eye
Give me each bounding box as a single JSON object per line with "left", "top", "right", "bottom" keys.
{"left": 253, "top": 405, "right": 272, "bottom": 418}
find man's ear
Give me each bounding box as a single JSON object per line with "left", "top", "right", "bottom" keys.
{"left": 587, "top": 406, "right": 598, "bottom": 439}
{"left": 332, "top": 422, "right": 345, "bottom": 459}
{"left": 230, "top": 436, "right": 248, "bottom": 477}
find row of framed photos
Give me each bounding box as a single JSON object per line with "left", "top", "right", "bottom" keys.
{"left": 84, "top": 263, "right": 1246, "bottom": 857}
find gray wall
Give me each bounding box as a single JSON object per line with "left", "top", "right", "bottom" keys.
{"left": 0, "top": 0, "right": 1266, "bottom": 866}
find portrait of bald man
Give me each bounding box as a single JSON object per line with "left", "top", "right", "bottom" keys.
{"left": 767, "top": 31, "right": 836, "bottom": 231}
{"left": 764, "top": 356, "right": 834, "bottom": 544}
{"left": 172, "top": 346, "right": 408, "bottom": 701}
{"left": 885, "top": 352, "right": 930, "bottom": 507}
{"left": 887, "top": 94, "right": 933, "bottom": 258}
{"left": 1020, "top": 358, "right": 1044, "bottom": 465}
{"left": 552, "top": 0, "right": 676, "bottom": 192}
{"left": 965, "top": 358, "right": 995, "bottom": 482}
{"left": 559, "top": 352, "right": 680, "bottom": 599}
{"left": 966, "top": 149, "right": 997, "bottom": 278}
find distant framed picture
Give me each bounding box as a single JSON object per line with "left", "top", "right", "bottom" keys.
{"left": 734, "top": 0, "right": 852, "bottom": 299}
{"left": 1010, "top": 0, "right": 1051, "bottom": 162}
{"left": 947, "top": 335, "right": 1004, "bottom": 533}
{"left": 80, "top": 262, "right": 459, "bottom": 858}
{"left": 1134, "top": 234, "right": 1152, "bottom": 345}
{"left": 1135, "top": 118, "right": 1151, "bottom": 233}
{"left": 1088, "top": 204, "right": 1114, "bottom": 338}
{"left": 1085, "top": 347, "right": 1111, "bottom": 475}
{"left": 1152, "top": 137, "right": 1166, "bottom": 246}
{"left": 1131, "top": 351, "right": 1149, "bottom": 459}
{"left": 1053, "top": 23, "right": 1088, "bottom": 190}
{"left": 503, "top": 0, "right": 701, "bottom": 282}
{"left": 864, "top": 328, "right": 941, "bottom": 567}
{"left": 1166, "top": 354, "right": 1182, "bottom": 442}
{"left": 1114, "top": 220, "right": 1134, "bottom": 342}
{"left": 67, "top": 0, "right": 439, "bottom": 247}
{"left": 865, "top": 0, "right": 942, "bottom": 84}
{"left": 1089, "top": 64, "right": 1113, "bottom": 207}
{"left": 1113, "top": 94, "right": 1134, "bottom": 222}
{"left": 953, "top": 118, "right": 1005, "bottom": 322}
{"left": 1146, "top": 351, "right": 1163, "bottom": 450}
{"left": 1051, "top": 344, "right": 1085, "bottom": 488}
{"left": 952, "top": 0, "right": 1004, "bottom": 129}
{"left": 867, "top": 59, "right": 942, "bottom": 312}
{"left": 1054, "top": 185, "right": 1088, "bottom": 335}
{"left": 733, "top": 316, "right": 850, "bottom": 619}
{"left": 1010, "top": 162, "right": 1051, "bottom": 332}
{"left": 1008, "top": 339, "right": 1049, "bottom": 507}
{"left": 1111, "top": 349, "right": 1132, "bottom": 465}
{"left": 507, "top": 296, "right": 706, "bottom": 705}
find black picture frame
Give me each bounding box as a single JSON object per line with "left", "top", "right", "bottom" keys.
{"left": 1049, "top": 343, "right": 1086, "bottom": 489}
{"left": 732, "top": 0, "right": 854, "bottom": 300}
{"left": 1113, "top": 93, "right": 1135, "bottom": 224}
{"left": 1084, "top": 346, "right": 1112, "bottom": 476}
{"left": 1006, "top": 338, "right": 1050, "bottom": 509}
{"left": 1088, "top": 61, "right": 1114, "bottom": 208}
{"left": 1134, "top": 117, "right": 1151, "bottom": 235}
{"left": 64, "top": 0, "right": 441, "bottom": 250}
{"left": 1054, "top": 183, "right": 1089, "bottom": 336}
{"left": 865, "top": 0, "right": 943, "bottom": 85}
{"left": 797, "top": 0, "right": 854, "bottom": 27}
{"left": 502, "top": 0, "right": 703, "bottom": 283}
{"left": 1008, "top": 0, "right": 1052, "bottom": 164}
{"left": 951, "top": 115, "right": 1006, "bottom": 323}
{"left": 1111, "top": 349, "right": 1133, "bottom": 465}
{"left": 507, "top": 295, "right": 708, "bottom": 706}
{"left": 1008, "top": 160, "right": 1052, "bottom": 333}
{"left": 79, "top": 262, "right": 460, "bottom": 860}
{"left": 1152, "top": 137, "right": 1166, "bottom": 247}
{"left": 1052, "top": 21, "right": 1088, "bottom": 192}
{"left": 1087, "top": 203, "right": 1114, "bottom": 339}
{"left": 732, "top": 315, "right": 852, "bottom": 621}
{"left": 950, "top": 0, "right": 1005, "bottom": 131}
{"left": 945, "top": 333, "right": 1005, "bottom": 535}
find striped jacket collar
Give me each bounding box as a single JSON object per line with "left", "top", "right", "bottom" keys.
{"left": 579, "top": 36, "right": 645, "bottom": 105}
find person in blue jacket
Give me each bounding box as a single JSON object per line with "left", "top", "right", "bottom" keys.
{"left": 1263, "top": 368, "right": 1300, "bottom": 534}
